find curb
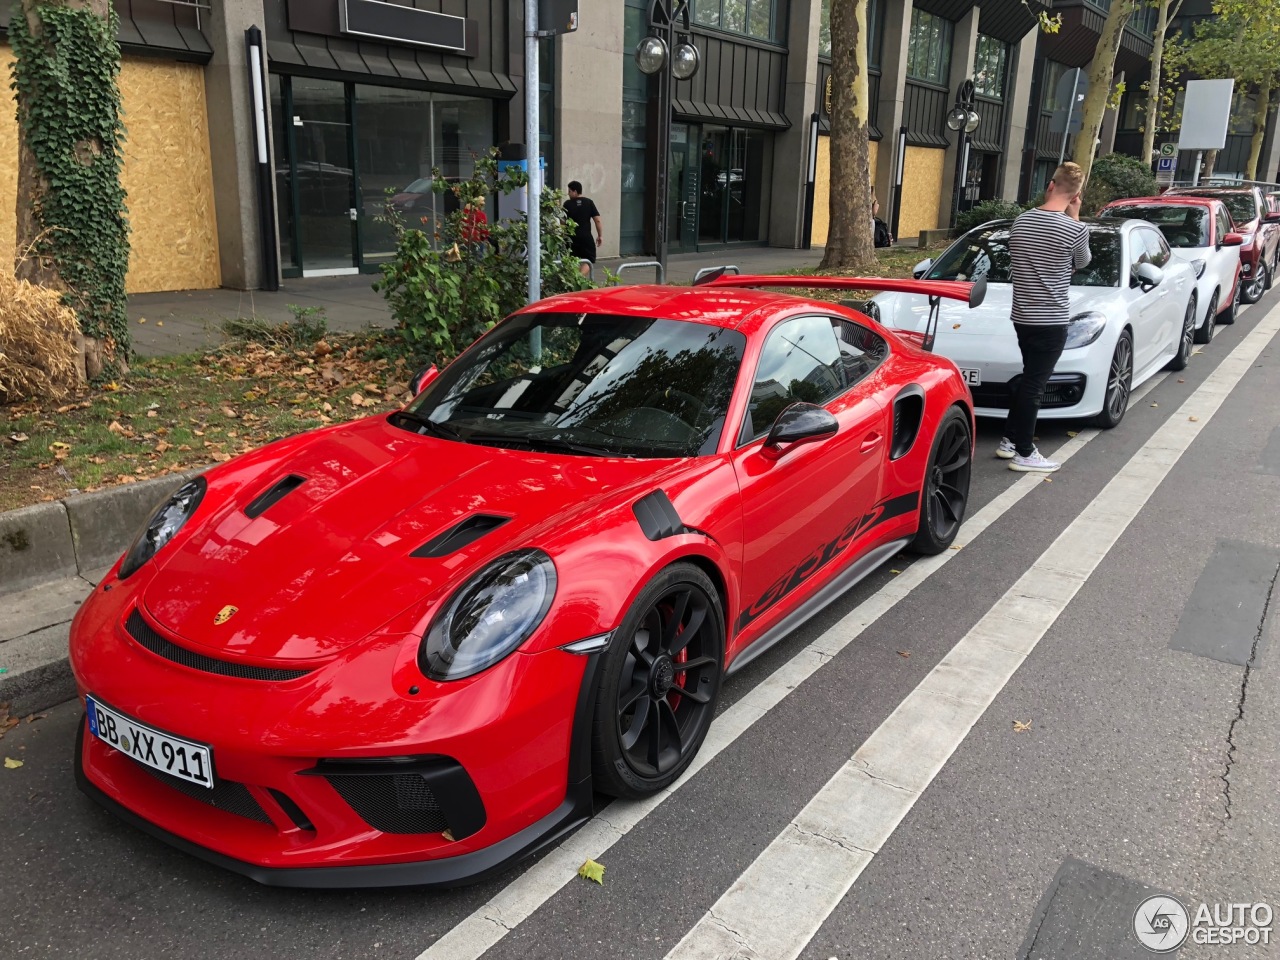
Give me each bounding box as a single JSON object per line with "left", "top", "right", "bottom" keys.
{"left": 1, "top": 470, "right": 203, "bottom": 715}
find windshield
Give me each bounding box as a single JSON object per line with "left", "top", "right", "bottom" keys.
{"left": 400, "top": 313, "right": 747, "bottom": 458}
{"left": 1102, "top": 205, "right": 1209, "bottom": 248}
{"left": 402, "top": 178, "right": 432, "bottom": 194}
{"left": 1179, "top": 192, "right": 1255, "bottom": 225}
{"left": 925, "top": 226, "right": 1122, "bottom": 287}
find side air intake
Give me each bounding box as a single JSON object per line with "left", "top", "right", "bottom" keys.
{"left": 890, "top": 385, "right": 926, "bottom": 461}
{"left": 412, "top": 515, "right": 510, "bottom": 558}
{"left": 245, "top": 475, "right": 306, "bottom": 519}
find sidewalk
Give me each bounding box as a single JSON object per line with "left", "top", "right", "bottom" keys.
{"left": 126, "top": 247, "right": 826, "bottom": 358}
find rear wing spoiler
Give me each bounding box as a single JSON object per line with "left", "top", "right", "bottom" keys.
{"left": 694, "top": 270, "right": 988, "bottom": 353}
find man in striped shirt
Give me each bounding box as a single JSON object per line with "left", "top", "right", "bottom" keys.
{"left": 997, "top": 162, "right": 1092, "bottom": 473}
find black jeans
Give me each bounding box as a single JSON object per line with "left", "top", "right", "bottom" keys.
{"left": 1004, "top": 323, "right": 1068, "bottom": 457}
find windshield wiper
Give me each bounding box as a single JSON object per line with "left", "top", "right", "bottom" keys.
{"left": 389, "top": 409, "right": 461, "bottom": 440}
{"left": 466, "top": 432, "right": 624, "bottom": 458}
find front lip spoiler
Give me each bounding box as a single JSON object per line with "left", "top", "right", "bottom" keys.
{"left": 73, "top": 647, "right": 606, "bottom": 889}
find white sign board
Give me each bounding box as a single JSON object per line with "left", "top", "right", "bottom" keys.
{"left": 1178, "top": 79, "right": 1234, "bottom": 151}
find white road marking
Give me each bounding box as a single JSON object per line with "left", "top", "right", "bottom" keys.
{"left": 418, "top": 364, "right": 1182, "bottom": 960}
{"left": 664, "top": 301, "right": 1280, "bottom": 960}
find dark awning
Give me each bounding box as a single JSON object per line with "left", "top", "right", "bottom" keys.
{"left": 0, "top": 0, "right": 212, "bottom": 62}
{"left": 674, "top": 98, "right": 790, "bottom": 130}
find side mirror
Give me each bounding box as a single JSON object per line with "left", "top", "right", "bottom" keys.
{"left": 409, "top": 363, "right": 439, "bottom": 396}
{"left": 1133, "top": 262, "right": 1164, "bottom": 291}
{"left": 1265, "top": 212, "right": 1280, "bottom": 224}
{"left": 762, "top": 403, "right": 838, "bottom": 460}
{"left": 1222, "top": 232, "right": 1245, "bottom": 247}
{"left": 912, "top": 258, "right": 933, "bottom": 279}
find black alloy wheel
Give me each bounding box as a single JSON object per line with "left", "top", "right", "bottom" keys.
{"left": 1220, "top": 279, "right": 1240, "bottom": 325}
{"left": 1194, "top": 292, "right": 1216, "bottom": 345}
{"left": 911, "top": 406, "right": 971, "bottom": 555}
{"left": 1242, "top": 261, "right": 1267, "bottom": 304}
{"left": 1167, "top": 296, "right": 1195, "bottom": 371}
{"left": 592, "top": 563, "right": 723, "bottom": 798}
{"left": 1094, "top": 330, "right": 1133, "bottom": 429}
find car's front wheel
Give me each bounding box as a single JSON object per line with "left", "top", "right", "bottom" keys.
{"left": 910, "top": 406, "right": 971, "bottom": 555}
{"left": 1167, "top": 296, "right": 1196, "bottom": 371}
{"left": 1195, "top": 291, "right": 1217, "bottom": 345}
{"left": 1094, "top": 330, "right": 1133, "bottom": 429}
{"left": 591, "top": 563, "right": 724, "bottom": 799}
{"left": 1242, "top": 261, "right": 1267, "bottom": 303}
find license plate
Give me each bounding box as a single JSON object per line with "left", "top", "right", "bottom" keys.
{"left": 86, "top": 696, "right": 214, "bottom": 789}
{"left": 959, "top": 368, "right": 982, "bottom": 386}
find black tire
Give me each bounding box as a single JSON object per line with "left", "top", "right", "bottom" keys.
{"left": 591, "top": 563, "right": 724, "bottom": 799}
{"left": 1167, "top": 296, "right": 1196, "bottom": 371}
{"left": 909, "top": 406, "right": 972, "bottom": 555}
{"left": 1242, "top": 261, "right": 1267, "bottom": 304}
{"left": 1267, "top": 252, "right": 1275, "bottom": 290}
{"left": 1219, "top": 278, "right": 1240, "bottom": 325}
{"left": 1094, "top": 330, "right": 1133, "bottom": 429}
{"left": 1194, "top": 291, "right": 1217, "bottom": 345}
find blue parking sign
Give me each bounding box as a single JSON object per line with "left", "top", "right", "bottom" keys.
{"left": 1157, "top": 157, "right": 1177, "bottom": 172}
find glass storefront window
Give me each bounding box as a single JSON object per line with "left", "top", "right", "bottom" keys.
{"left": 269, "top": 74, "right": 298, "bottom": 271}
{"left": 698, "top": 125, "right": 771, "bottom": 245}
{"left": 973, "top": 35, "right": 1007, "bottom": 100}
{"left": 355, "top": 85, "right": 432, "bottom": 261}
{"left": 1041, "top": 61, "right": 1069, "bottom": 113}
{"left": 620, "top": 0, "right": 650, "bottom": 255}
{"left": 906, "top": 9, "right": 952, "bottom": 86}
{"left": 694, "top": 0, "right": 779, "bottom": 42}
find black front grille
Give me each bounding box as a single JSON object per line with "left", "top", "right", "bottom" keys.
{"left": 971, "top": 373, "right": 1087, "bottom": 410}
{"left": 325, "top": 774, "right": 450, "bottom": 834}
{"left": 138, "top": 762, "right": 272, "bottom": 824}
{"left": 125, "top": 609, "right": 311, "bottom": 682}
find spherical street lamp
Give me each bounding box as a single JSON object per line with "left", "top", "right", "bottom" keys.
{"left": 635, "top": 35, "right": 667, "bottom": 75}
{"left": 946, "top": 106, "right": 969, "bottom": 132}
{"left": 964, "top": 109, "right": 980, "bottom": 134}
{"left": 671, "top": 38, "right": 701, "bottom": 81}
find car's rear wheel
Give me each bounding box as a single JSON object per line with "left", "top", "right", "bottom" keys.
{"left": 910, "top": 406, "right": 971, "bottom": 556}
{"left": 1242, "top": 262, "right": 1267, "bottom": 303}
{"left": 1094, "top": 330, "right": 1133, "bottom": 429}
{"left": 1194, "top": 291, "right": 1217, "bottom": 345}
{"left": 1219, "top": 278, "right": 1240, "bottom": 325}
{"left": 591, "top": 563, "right": 723, "bottom": 799}
{"left": 1167, "top": 296, "right": 1196, "bottom": 371}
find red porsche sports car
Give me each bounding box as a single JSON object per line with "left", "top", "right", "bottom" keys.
{"left": 70, "top": 273, "right": 981, "bottom": 887}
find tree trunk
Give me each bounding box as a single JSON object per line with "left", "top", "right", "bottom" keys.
{"left": 819, "top": 0, "right": 875, "bottom": 272}
{"left": 1203, "top": 148, "right": 1218, "bottom": 179}
{"left": 1073, "top": 0, "right": 1135, "bottom": 180}
{"left": 1142, "top": 0, "right": 1182, "bottom": 165}
{"left": 1245, "top": 79, "right": 1272, "bottom": 180}
{"left": 13, "top": 0, "right": 129, "bottom": 381}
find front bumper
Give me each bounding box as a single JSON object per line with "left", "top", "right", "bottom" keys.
{"left": 71, "top": 587, "right": 601, "bottom": 888}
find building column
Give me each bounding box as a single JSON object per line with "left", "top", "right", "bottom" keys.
{"left": 874, "top": 0, "right": 914, "bottom": 230}
{"left": 939, "top": 7, "right": 979, "bottom": 228}
{"left": 1097, "top": 70, "right": 1124, "bottom": 158}
{"left": 1001, "top": 27, "right": 1039, "bottom": 202}
{"left": 767, "top": 0, "right": 822, "bottom": 248}
{"left": 204, "top": 0, "right": 269, "bottom": 290}
{"left": 555, "top": 9, "right": 624, "bottom": 258}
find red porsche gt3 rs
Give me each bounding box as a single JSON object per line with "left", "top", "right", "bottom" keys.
{"left": 70, "top": 274, "right": 980, "bottom": 888}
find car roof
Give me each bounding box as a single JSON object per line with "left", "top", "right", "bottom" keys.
{"left": 519, "top": 283, "right": 839, "bottom": 333}
{"left": 1104, "top": 196, "right": 1218, "bottom": 210}
{"left": 971, "top": 217, "right": 1122, "bottom": 233}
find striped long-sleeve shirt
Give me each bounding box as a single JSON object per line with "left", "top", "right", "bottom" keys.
{"left": 1009, "top": 208, "right": 1092, "bottom": 325}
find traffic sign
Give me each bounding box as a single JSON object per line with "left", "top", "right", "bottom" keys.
{"left": 1160, "top": 142, "right": 1177, "bottom": 159}
{"left": 1157, "top": 156, "right": 1176, "bottom": 184}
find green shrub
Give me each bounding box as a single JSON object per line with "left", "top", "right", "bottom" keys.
{"left": 956, "top": 200, "right": 1027, "bottom": 234}
{"left": 220, "top": 304, "right": 328, "bottom": 350}
{"left": 1083, "top": 153, "right": 1159, "bottom": 215}
{"left": 372, "top": 153, "right": 592, "bottom": 365}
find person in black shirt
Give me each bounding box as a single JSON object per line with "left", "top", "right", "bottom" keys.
{"left": 565, "top": 181, "right": 602, "bottom": 276}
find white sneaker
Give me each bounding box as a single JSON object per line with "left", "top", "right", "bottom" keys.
{"left": 995, "top": 437, "right": 1016, "bottom": 459}
{"left": 1009, "top": 448, "right": 1060, "bottom": 473}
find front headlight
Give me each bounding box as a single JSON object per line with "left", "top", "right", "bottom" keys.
{"left": 1064, "top": 311, "right": 1107, "bottom": 349}
{"left": 117, "top": 478, "right": 207, "bottom": 580}
{"left": 1190, "top": 259, "right": 1207, "bottom": 279}
{"left": 419, "top": 549, "right": 557, "bottom": 681}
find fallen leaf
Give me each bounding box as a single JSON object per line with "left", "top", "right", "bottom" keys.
{"left": 155, "top": 441, "right": 172, "bottom": 454}
{"left": 8, "top": 433, "right": 28, "bottom": 443}
{"left": 1066, "top": 431, "right": 1078, "bottom": 438}
{"left": 322, "top": 402, "right": 333, "bottom": 413}
{"left": 1188, "top": 416, "right": 1199, "bottom": 422}
{"left": 1013, "top": 720, "right": 1032, "bottom": 733}
{"left": 442, "top": 829, "right": 455, "bottom": 842}
{"left": 577, "top": 859, "right": 605, "bottom": 885}
{"left": 1043, "top": 477, "right": 1053, "bottom": 483}
{"left": 1150, "top": 403, "right": 1158, "bottom": 407}
{"left": 211, "top": 451, "right": 233, "bottom": 463}
{"left": 221, "top": 406, "right": 238, "bottom": 418}
{"left": 897, "top": 651, "right": 911, "bottom": 658}
{"left": 889, "top": 569, "right": 902, "bottom": 574}
{"left": 4, "top": 757, "right": 22, "bottom": 769}
{"left": 104, "top": 382, "right": 120, "bottom": 392}
{"left": 157, "top": 321, "right": 164, "bottom": 327}
{"left": 1177, "top": 379, "right": 1185, "bottom": 383}
{"left": 350, "top": 392, "right": 366, "bottom": 407}
{"left": 138, "top": 317, "right": 147, "bottom": 324}
{"left": 146, "top": 410, "right": 158, "bottom": 418}
{"left": 949, "top": 544, "right": 962, "bottom": 550}
{"left": 107, "top": 420, "right": 125, "bottom": 435}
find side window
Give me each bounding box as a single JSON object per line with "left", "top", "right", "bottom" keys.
{"left": 1217, "top": 206, "right": 1232, "bottom": 244}
{"left": 832, "top": 318, "right": 889, "bottom": 388}
{"left": 741, "top": 316, "right": 845, "bottom": 444}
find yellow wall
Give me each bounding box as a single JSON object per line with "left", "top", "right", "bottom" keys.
{"left": 811, "top": 136, "right": 879, "bottom": 248}
{"left": 0, "top": 48, "right": 220, "bottom": 293}
{"left": 897, "top": 146, "right": 946, "bottom": 240}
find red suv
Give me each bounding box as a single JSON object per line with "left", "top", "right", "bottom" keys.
{"left": 1167, "top": 186, "right": 1280, "bottom": 303}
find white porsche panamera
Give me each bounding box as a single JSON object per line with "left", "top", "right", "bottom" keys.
{"left": 871, "top": 219, "right": 1199, "bottom": 428}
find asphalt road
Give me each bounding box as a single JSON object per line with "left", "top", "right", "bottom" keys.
{"left": 4, "top": 287, "right": 1279, "bottom": 960}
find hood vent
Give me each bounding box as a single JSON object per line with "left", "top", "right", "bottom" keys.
{"left": 412, "top": 514, "right": 510, "bottom": 559}
{"left": 245, "top": 474, "right": 307, "bottom": 519}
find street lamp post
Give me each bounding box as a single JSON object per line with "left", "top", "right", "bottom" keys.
{"left": 634, "top": 0, "right": 700, "bottom": 277}
{"left": 947, "top": 79, "right": 980, "bottom": 229}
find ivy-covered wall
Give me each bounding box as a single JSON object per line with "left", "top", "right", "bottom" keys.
{"left": 1, "top": 46, "right": 220, "bottom": 293}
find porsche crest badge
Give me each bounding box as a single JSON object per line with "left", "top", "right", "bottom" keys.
{"left": 214, "top": 605, "right": 239, "bottom": 625}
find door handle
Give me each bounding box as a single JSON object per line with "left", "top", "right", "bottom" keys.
{"left": 861, "top": 432, "right": 883, "bottom": 453}
{"left": 349, "top": 208, "right": 358, "bottom": 222}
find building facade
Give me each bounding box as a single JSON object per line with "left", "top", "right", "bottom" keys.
{"left": 3, "top": 0, "right": 1279, "bottom": 296}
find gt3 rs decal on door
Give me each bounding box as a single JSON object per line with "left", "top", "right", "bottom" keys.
{"left": 737, "top": 492, "right": 919, "bottom": 631}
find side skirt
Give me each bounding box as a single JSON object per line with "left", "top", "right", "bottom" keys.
{"left": 725, "top": 537, "right": 911, "bottom": 677}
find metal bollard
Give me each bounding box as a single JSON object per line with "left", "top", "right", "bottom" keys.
{"left": 615, "top": 260, "right": 666, "bottom": 285}
{"left": 578, "top": 259, "right": 596, "bottom": 282}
